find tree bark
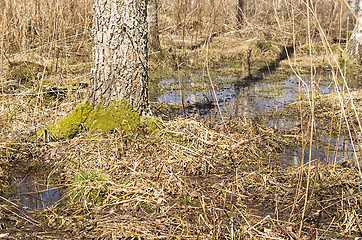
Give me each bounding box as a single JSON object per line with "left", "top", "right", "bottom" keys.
{"left": 347, "top": 0, "right": 362, "bottom": 62}
{"left": 237, "top": 0, "right": 244, "bottom": 28}
{"left": 89, "top": 0, "right": 149, "bottom": 112}
{"left": 147, "top": 0, "right": 161, "bottom": 52}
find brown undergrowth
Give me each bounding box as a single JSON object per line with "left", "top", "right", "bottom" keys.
{"left": 1, "top": 0, "right": 362, "bottom": 238}
{"left": 0, "top": 103, "right": 361, "bottom": 238}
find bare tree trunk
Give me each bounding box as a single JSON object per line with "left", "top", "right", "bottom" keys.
{"left": 89, "top": 0, "right": 149, "bottom": 112}
{"left": 347, "top": 0, "right": 362, "bottom": 62}
{"left": 237, "top": 0, "right": 244, "bottom": 28}
{"left": 147, "top": 0, "right": 161, "bottom": 52}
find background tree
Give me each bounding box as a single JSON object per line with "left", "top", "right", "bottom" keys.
{"left": 347, "top": 0, "right": 362, "bottom": 62}
{"left": 237, "top": 0, "right": 244, "bottom": 27}
{"left": 89, "top": 0, "right": 149, "bottom": 112}
{"left": 147, "top": 0, "right": 161, "bottom": 51}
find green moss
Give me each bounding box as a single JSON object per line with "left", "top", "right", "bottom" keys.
{"left": 38, "top": 99, "right": 163, "bottom": 141}
{"left": 37, "top": 101, "right": 92, "bottom": 140}
{"left": 85, "top": 100, "right": 141, "bottom": 132}
{"left": 142, "top": 115, "right": 163, "bottom": 135}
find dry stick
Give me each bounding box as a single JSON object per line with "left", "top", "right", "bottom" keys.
{"left": 342, "top": 0, "right": 362, "bottom": 28}
{"left": 308, "top": 5, "right": 362, "bottom": 179}
{"left": 177, "top": 63, "right": 185, "bottom": 116}
{"left": 344, "top": 6, "right": 349, "bottom": 74}
{"left": 0, "top": 10, "right": 8, "bottom": 162}
{"left": 298, "top": 0, "right": 314, "bottom": 238}
{"left": 290, "top": 5, "right": 305, "bottom": 225}
{"left": 173, "top": 22, "right": 185, "bottom": 116}
{"left": 326, "top": 85, "right": 336, "bottom": 165}
{"left": 326, "top": 5, "right": 345, "bottom": 165}
{"left": 333, "top": 112, "right": 344, "bottom": 171}
{"left": 204, "top": 30, "right": 228, "bottom": 134}
{"left": 182, "top": 22, "right": 186, "bottom": 60}
{"left": 272, "top": 3, "right": 307, "bottom": 225}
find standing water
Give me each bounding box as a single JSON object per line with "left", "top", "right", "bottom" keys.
{"left": 9, "top": 174, "right": 62, "bottom": 210}
{"left": 149, "top": 72, "right": 360, "bottom": 166}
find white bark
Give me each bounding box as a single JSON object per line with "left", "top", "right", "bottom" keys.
{"left": 347, "top": 0, "right": 362, "bottom": 62}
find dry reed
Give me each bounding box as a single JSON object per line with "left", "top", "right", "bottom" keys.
{"left": 0, "top": 0, "right": 361, "bottom": 239}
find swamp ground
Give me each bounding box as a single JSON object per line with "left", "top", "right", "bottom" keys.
{"left": 1, "top": 1, "right": 362, "bottom": 237}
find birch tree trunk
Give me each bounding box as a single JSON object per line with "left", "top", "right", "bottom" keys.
{"left": 147, "top": 0, "right": 161, "bottom": 51}
{"left": 89, "top": 0, "right": 149, "bottom": 112}
{"left": 347, "top": 0, "right": 362, "bottom": 62}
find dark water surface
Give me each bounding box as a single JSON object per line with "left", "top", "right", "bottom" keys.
{"left": 9, "top": 174, "right": 62, "bottom": 210}
{"left": 151, "top": 74, "right": 332, "bottom": 119}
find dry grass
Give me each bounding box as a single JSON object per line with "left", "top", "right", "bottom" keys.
{"left": 0, "top": 0, "right": 362, "bottom": 239}
{"left": 1, "top": 110, "right": 361, "bottom": 238}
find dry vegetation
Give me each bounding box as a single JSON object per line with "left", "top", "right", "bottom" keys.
{"left": 0, "top": 0, "right": 362, "bottom": 239}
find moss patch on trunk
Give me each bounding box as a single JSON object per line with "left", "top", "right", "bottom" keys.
{"left": 37, "top": 100, "right": 161, "bottom": 140}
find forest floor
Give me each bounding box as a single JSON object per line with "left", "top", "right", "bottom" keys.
{"left": 1, "top": 32, "right": 362, "bottom": 239}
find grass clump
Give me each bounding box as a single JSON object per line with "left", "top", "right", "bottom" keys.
{"left": 7, "top": 61, "right": 49, "bottom": 86}
{"left": 141, "top": 114, "right": 163, "bottom": 134}
{"left": 68, "top": 170, "right": 110, "bottom": 207}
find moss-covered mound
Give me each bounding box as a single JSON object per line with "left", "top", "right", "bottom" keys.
{"left": 37, "top": 101, "right": 92, "bottom": 140}
{"left": 37, "top": 100, "right": 161, "bottom": 140}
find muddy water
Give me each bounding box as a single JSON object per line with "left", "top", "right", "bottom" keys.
{"left": 150, "top": 72, "right": 359, "bottom": 167}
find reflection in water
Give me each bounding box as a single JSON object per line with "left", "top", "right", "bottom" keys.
{"left": 149, "top": 73, "right": 359, "bottom": 166}
{"left": 12, "top": 175, "right": 62, "bottom": 210}
{"left": 280, "top": 136, "right": 356, "bottom": 167}
{"left": 150, "top": 75, "right": 331, "bottom": 120}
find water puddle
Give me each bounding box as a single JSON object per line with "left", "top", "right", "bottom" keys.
{"left": 150, "top": 72, "right": 360, "bottom": 166}
{"left": 151, "top": 75, "right": 332, "bottom": 119}
{"left": 9, "top": 174, "right": 62, "bottom": 210}
{"left": 280, "top": 134, "right": 356, "bottom": 167}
